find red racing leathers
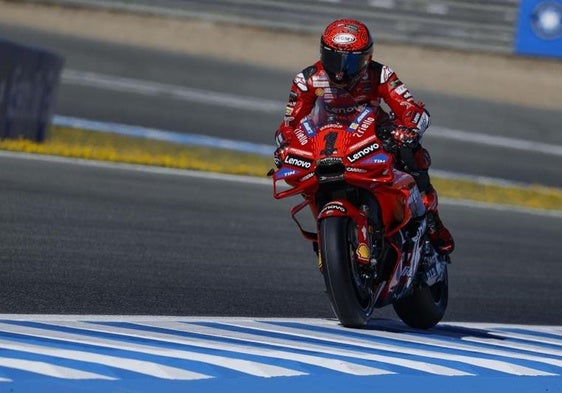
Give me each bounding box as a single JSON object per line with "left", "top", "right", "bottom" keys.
{"left": 276, "top": 60, "right": 429, "bottom": 148}
{"left": 275, "top": 60, "right": 455, "bottom": 255}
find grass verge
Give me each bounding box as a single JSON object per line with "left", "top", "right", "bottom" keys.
{"left": 1, "top": 126, "right": 561, "bottom": 213}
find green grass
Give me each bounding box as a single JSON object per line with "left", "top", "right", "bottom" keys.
{"left": 2, "top": 126, "right": 561, "bottom": 213}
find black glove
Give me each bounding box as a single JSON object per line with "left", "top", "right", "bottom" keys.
{"left": 274, "top": 144, "right": 288, "bottom": 168}
{"left": 377, "top": 123, "right": 399, "bottom": 152}
{"left": 391, "top": 126, "right": 420, "bottom": 148}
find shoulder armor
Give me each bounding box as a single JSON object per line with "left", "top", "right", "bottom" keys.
{"left": 302, "top": 65, "right": 317, "bottom": 80}
{"left": 293, "top": 65, "right": 318, "bottom": 92}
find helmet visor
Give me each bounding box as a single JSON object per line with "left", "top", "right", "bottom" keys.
{"left": 321, "top": 47, "right": 370, "bottom": 82}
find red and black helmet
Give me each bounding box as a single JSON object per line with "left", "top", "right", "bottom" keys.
{"left": 320, "top": 19, "right": 374, "bottom": 86}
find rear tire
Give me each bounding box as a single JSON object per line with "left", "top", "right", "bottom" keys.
{"left": 320, "top": 216, "right": 375, "bottom": 328}
{"left": 392, "top": 265, "right": 448, "bottom": 329}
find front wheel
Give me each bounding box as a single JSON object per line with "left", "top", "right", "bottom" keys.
{"left": 320, "top": 216, "right": 375, "bottom": 328}
{"left": 392, "top": 265, "right": 448, "bottom": 329}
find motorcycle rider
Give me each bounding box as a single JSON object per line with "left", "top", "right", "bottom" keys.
{"left": 274, "top": 18, "right": 454, "bottom": 255}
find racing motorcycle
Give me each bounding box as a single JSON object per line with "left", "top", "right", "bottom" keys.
{"left": 269, "top": 96, "right": 449, "bottom": 329}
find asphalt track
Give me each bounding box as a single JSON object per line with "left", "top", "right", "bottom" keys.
{"left": 0, "top": 10, "right": 561, "bottom": 326}
{"left": 0, "top": 17, "right": 561, "bottom": 324}
{"left": 1, "top": 151, "right": 561, "bottom": 325}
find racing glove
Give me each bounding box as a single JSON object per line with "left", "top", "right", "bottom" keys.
{"left": 274, "top": 144, "right": 288, "bottom": 168}
{"left": 391, "top": 126, "right": 420, "bottom": 148}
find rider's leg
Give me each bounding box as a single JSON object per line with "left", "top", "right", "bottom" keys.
{"left": 402, "top": 146, "right": 455, "bottom": 255}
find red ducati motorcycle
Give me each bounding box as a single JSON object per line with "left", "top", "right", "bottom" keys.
{"left": 270, "top": 97, "right": 449, "bottom": 329}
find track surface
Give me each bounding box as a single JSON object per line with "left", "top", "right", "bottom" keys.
{"left": 0, "top": 22, "right": 560, "bottom": 326}
{"left": 1, "top": 152, "right": 561, "bottom": 325}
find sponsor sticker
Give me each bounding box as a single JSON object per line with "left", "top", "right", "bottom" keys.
{"left": 354, "top": 116, "right": 375, "bottom": 137}
{"left": 312, "top": 76, "right": 331, "bottom": 87}
{"left": 320, "top": 202, "right": 347, "bottom": 216}
{"left": 332, "top": 33, "right": 356, "bottom": 45}
{"left": 355, "top": 107, "right": 373, "bottom": 123}
{"left": 274, "top": 167, "right": 298, "bottom": 179}
{"left": 347, "top": 142, "right": 380, "bottom": 163}
{"left": 348, "top": 122, "right": 359, "bottom": 131}
{"left": 366, "top": 152, "right": 389, "bottom": 164}
{"left": 357, "top": 244, "right": 370, "bottom": 260}
{"left": 301, "top": 119, "right": 316, "bottom": 137}
{"left": 284, "top": 154, "right": 313, "bottom": 169}
{"left": 294, "top": 127, "right": 309, "bottom": 145}
{"left": 395, "top": 85, "right": 408, "bottom": 95}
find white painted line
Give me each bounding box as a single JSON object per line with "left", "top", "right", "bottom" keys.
{"left": 453, "top": 322, "right": 562, "bottom": 333}
{"left": 477, "top": 329, "right": 562, "bottom": 347}
{"left": 0, "top": 323, "right": 305, "bottom": 378}
{"left": 462, "top": 336, "right": 562, "bottom": 358}
{"left": 439, "top": 197, "right": 562, "bottom": 218}
{"left": 307, "top": 320, "right": 562, "bottom": 368}
{"left": 0, "top": 339, "right": 211, "bottom": 380}
{"left": 136, "top": 321, "right": 472, "bottom": 376}
{"left": 222, "top": 321, "right": 556, "bottom": 376}
{"left": 39, "top": 321, "right": 392, "bottom": 376}
{"left": 0, "top": 356, "right": 115, "bottom": 380}
{"left": 430, "top": 126, "right": 562, "bottom": 157}
{"left": 62, "top": 70, "right": 281, "bottom": 113}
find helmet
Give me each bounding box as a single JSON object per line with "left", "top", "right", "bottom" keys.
{"left": 320, "top": 19, "right": 374, "bottom": 87}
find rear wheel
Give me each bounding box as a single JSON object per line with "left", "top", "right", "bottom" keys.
{"left": 392, "top": 265, "right": 448, "bottom": 329}
{"left": 320, "top": 216, "right": 375, "bottom": 328}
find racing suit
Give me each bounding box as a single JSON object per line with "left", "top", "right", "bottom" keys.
{"left": 275, "top": 60, "right": 455, "bottom": 255}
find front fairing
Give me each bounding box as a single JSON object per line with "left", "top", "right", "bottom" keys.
{"left": 273, "top": 95, "right": 394, "bottom": 199}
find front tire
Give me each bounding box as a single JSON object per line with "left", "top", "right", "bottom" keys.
{"left": 320, "top": 216, "right": 375, "bottom": 328}
{"left": 392, "top": 265, "right": 448, "bottom": 329}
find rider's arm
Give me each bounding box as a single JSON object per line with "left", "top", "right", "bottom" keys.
{"left": 275, "top": 65, "right": 319, "bottom": 147}
{"left": 376, "top": 65, "right": 430, "bottom": 137}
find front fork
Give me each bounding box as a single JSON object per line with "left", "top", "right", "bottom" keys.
{"left": 420, "top": 240, "right": 449, "bottom": 286}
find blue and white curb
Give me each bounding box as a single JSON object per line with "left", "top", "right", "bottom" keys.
{"left": 0, "top": 316, "right": 560, "bottom": 392}
{"left": 52, "top": 115, "right": 276, "bottom": 156}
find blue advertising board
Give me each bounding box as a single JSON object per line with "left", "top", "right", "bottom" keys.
{"left": 515, "top": 0, "right": 562, "bottom": 57}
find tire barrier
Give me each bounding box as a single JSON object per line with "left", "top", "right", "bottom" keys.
{"left": 0, "top": 39, "right": 64, "bottom": 142}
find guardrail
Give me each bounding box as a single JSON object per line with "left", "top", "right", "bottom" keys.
{"left": 12, "top": 0, "right": 562, "bottom": 57}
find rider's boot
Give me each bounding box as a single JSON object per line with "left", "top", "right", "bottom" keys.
{"left": 422, "top": 186, "right": 455, "bottom": 255}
